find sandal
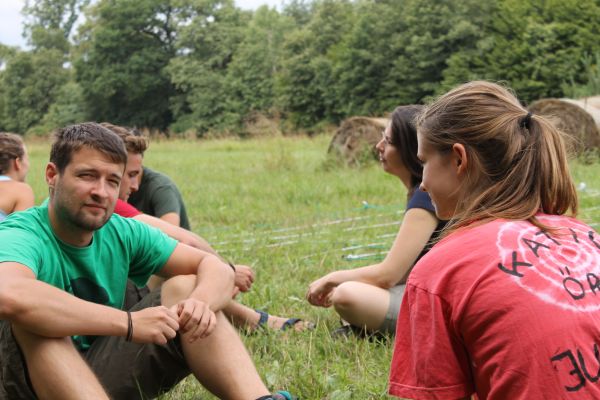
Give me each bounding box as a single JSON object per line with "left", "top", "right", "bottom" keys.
{"left": 255, "top": 309, "right": 315, "bottom": 332}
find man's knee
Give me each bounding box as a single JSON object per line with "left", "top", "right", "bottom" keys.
{"left": 160, "top": 275, "right": 196, "bottom": 307}
{"left": 12, "top": 324, "right": 74, "bottom": 354}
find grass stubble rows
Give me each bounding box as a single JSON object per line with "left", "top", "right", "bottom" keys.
{"left": 24, "top": 135, "right": 600, "bottom": 399}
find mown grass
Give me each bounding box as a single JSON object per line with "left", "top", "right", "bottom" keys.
{"left": 24, "top": 134, "right": 600, "bottom": 399}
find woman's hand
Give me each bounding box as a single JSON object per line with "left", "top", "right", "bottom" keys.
{"left": 307, "top": 274, "right": 338, "bottom": 307}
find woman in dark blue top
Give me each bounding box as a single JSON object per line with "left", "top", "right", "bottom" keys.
{"left": 307, "top": 105, "right": 445, "bottom": 335}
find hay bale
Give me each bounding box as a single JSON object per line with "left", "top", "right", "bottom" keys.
{"left": 528, "top": 98, "right": 600, "bottom": 155}
{"left": 565, "top": 97, "right": 600, "bottom": 126}
{"left": 328, "top": 117, "right": 389, "bottom": 165}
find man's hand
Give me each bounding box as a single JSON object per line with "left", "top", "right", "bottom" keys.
{"left": 170, "top": 299, "right": 216, "bottom": 342}
{"left": 233, "top": 264, "right": 255, "bottom": 292}
{"left": 130, "top": 306, "right": 179, "bottom": 344}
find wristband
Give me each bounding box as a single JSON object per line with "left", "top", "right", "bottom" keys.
{"left": 126, "top": 311, "right": 133, "bottom": 342}
{"left": 228, "top": 262, "right": 236, "bottom": 272}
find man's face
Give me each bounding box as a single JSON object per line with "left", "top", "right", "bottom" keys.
{"left": 119, "top": 152, "right": 143, "bottom": 201}
{"left": 47, "top": 146, "right": 123, "bottom": 232}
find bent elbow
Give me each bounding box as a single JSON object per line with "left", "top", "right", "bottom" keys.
{"left": 0, "top": 284, "right": 23, "bottom": 320}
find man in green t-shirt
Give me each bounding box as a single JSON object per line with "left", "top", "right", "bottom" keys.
{"left": 0, "top": 123, "right": 288, "bottom": 400}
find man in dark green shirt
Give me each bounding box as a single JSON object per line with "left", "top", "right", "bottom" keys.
{"left": 129, "top": 166, "right": 191, "bottom": 229}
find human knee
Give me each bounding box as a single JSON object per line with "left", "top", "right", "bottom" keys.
{"left": 12, "top": 324, "right": 74, "bottom": 356}
{"left": 331, "top": 281, "right": 363, "bottom": 311}
{"left": 160, "top": 275, "right": 196, "bottom": 306}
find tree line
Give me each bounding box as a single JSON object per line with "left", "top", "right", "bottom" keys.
{"left": 1, "top": 0, "right": 600, "bottom": 136}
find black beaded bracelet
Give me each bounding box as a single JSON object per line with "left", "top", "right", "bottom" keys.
{"left": 126, "top": 311, "right": 133, "bottom": 342}
{"left": 228, "top": 262, "right": 236, "bottom": 272}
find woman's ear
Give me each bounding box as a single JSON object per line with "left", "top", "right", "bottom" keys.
{"left": 452, "top": 143, "right": 468, "bottom": 175}
{"left": 13, "top": 157, "right": 22, "bottom": 172}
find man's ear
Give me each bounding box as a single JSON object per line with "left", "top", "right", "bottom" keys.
{"left": 451, "top": 143, "right": 468, "bottom": 175}
{"left": 46, "top": 162, "right": 59, "bottom": 189}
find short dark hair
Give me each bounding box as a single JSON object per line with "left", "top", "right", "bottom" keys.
{"left": 50, "top": 122, "right": 128, "bottom": 173}
{"left": 100, "top": 122, "right": 148, "bottom": 155}
{"left": 389, "top": 105, "right": 424, "bottom": 190}
{"left": 0, "top": 132, "right": 25, "bottom": 175}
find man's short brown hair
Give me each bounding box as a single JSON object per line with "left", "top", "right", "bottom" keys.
{"left": 100, "top": 123, "right": 148, "bottom": 155}
{"left": 50, "top": 123, "right": 128, "bottom": 173}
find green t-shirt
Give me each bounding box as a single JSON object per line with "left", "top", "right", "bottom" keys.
{"left": 0, "top": 203, "right": 178, "bottom": 350}
{"left": 128, "top": 167, "right": 191, "bottom": 230}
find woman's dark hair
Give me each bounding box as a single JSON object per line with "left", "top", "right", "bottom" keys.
{"left": 0, "top": 132, "right": 25, "bottom": 175}
{"left": 389, "top": 105, "right": 424, "bottom": 193}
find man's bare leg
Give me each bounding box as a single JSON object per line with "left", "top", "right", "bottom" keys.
{"left": 161, "top": 276, "right": 270, "bottom": 400}
{"left": 12, "top": 324, "right": 109, "bottom": 400}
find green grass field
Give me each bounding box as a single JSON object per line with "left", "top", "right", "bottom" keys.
{"left": 24, "top": 134, "right": 600, "bottom": 399}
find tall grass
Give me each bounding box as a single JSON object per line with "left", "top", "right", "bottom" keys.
{"left": 24, "top": 135, "right": 600, "bottom": 399}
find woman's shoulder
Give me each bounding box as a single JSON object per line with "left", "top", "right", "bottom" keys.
{"left": 406, "top": 187, "right": 436, "bottom": 214}
{"left": 0, "top": 181, "right": 35, "bottom": 210}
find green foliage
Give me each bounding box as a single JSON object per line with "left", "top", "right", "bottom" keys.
{"left": 442, "top": 0, "right": 600, "bottom": 103}
{"left": 29, "top": 81, "right": 89, "bottom": 135}
{"left": 225, "top": 7, "right": 294, "bottom": 126}
{"left": 167, "top": 0, "right": 250, "bottom": 135}
{"left": 5, "top": 0, "right": 600, "bottom": 134}
{"left": 562, "top": 52, "right": 600, "bottom": 99}
{"left": 332, "top": 0, "right": 404, "bottom": 116}
{"left": 277, "top": 0, "right": 355, "bottom": 129}
{"left": 74, "top": 0, "right": 178, "bottom": 129}
{"left": 0, "top": 48, "right": 68, "bottom": 133}
{"left": 23, "top": 0, "right": 90, "bottom": 52}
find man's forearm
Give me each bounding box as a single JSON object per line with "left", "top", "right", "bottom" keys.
{"left": 189, "top": 256, "right": 235, "bottom": 311}
{"left": 0, "top": 278, "right": 127, "bottom": 338}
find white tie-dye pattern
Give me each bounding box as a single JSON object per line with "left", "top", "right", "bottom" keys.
{"left": 495, "top": 215, "right": 600, "bottom": 312}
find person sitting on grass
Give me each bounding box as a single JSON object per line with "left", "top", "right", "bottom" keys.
{"left": 307, "top": 105, "right": 445, "bottom": 337}
{"left": 0, "top": 132, "right": 34, "bottom": 221}
{"left": 102, "top": 122, "right": 313, "bottom": 332}
{"left": 0, "top": 122, "right": 294, "bottom": 400}
{"left": 389, "top": 81, "right": 600, "bottom": 399}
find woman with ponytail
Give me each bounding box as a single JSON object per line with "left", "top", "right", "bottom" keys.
{"left": 0, "top": 133, "right": 34, "bottom": 221}
{"left": 389, "top": 81, "right": 600, "bottom": 399}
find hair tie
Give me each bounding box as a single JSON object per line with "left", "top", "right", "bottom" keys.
{"left": 520, "top": 112, "right": 533, "bottom": 130}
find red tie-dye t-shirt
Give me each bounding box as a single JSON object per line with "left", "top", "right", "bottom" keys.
{"left": 389, "top": 214, "right": 600, "bottom": 400}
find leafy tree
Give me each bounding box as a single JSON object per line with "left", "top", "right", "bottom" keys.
{"left": 442, "top": 0, "right": 600, "bottom": 102}
{"left": 277, "top": 0, "right": 355, "bottom": 129}
{"left": 224, "top": 6, "right": 294, "bottom": 124}
{"left": 23, "top": 0, "right": 91, "bottom": 52}
{"left": 75, "top": 0, "right": 179, "bottom": 129}
{"left": 332, "top": 0, "right": 406, "bottom": 116}
{"left": 0, "top": 49, "right": 68, "bottom": 133}
{"left": 30, "top": 81, "right": 89, "bottom": 134}
{"left": 382, "top": 0, "right": 493, "bottom": 105}
{"left": 167, "top": 0, "right": 250, "bottom": 134}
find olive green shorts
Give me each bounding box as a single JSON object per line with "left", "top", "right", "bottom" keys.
{"left": 378, "top": 284, "right": 406, "bottom": 335}
{"left": 0, "top": 284, "right": 190, "bottom": 400}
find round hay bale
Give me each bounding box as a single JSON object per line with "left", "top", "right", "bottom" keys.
{"left": 579, "top": 95, "right": 600, "bottom": 110}
{"left": 328, "top": 117, "right": 389, "bottom": 165}
{"left": 528, "top": 99, "right": 600, "bottom": 155}
{"left": 565, "top": 97, "right": 600, "bottom": 126}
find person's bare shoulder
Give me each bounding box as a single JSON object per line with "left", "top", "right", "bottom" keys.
{"left": 7, "top": 181, "right": 35, "bottom": 211}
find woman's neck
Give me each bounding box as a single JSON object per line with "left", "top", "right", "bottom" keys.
{"left": 0, "top": 170, "right": 20, "bottom": 182}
